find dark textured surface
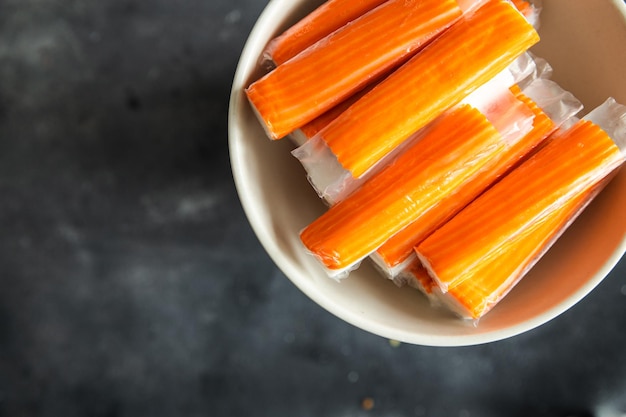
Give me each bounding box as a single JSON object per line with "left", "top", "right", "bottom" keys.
{"left": 1, "top": 1, "right": 626, "bottom": 416}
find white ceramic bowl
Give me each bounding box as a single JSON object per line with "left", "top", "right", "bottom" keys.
{"left": 229, "top": 0, "right": 626, "bottom": 346}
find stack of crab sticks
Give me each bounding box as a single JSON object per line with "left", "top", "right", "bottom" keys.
{"left": 294, "top": 0, "right": 538, "bottom": 178}
{"left": 416, "top": 99, "right": 626, "bottom": 319}
{"left": 247, "top": 0, "right": 466, "bottom": 140}
{"left": 245, "top": 0, "right": 626, "bottom": 320}
{"left": 371, "top": 78, "right": 583, "bottom": 283}
{"left": 298, "top": 76, "right": 583, "bottom": 279}
{"left": 384, "top": 77, "right": 580, "bottom": 301}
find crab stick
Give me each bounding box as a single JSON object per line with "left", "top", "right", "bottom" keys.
{"left": 302, "top": 104, "right": 514, "bottom": 277}
{"left": 266, "top": 0, "right": 537, "bottom": 67}
{"left": 372, "top": 78, "right": 583, "bottom": 277}
{"left": 416, "top": 99, "right": 626, "bottom": 319}
{"left": 314, "top": 0, "right": 539, "bottom": 177}
{"left": 246, "top": 0, "right": 463, "bottom": 140}
{"left": 264, "top": 0, "right": 389, "bottom": 66}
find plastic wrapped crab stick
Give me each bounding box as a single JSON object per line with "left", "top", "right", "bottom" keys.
{"left": 246, "top": 0, "right": 463, "bottom": 140}
{"left": 265, "top": 0, "right": 539, "bottom": 66}
{"left": 415, "top": 98, "right": 626, "bottom": 319}
{"left": 300, "top": 103, "right": 537, "bottom": 278}
{"left": 294, "top": 52, "right": 540, "bottom": 205}
{"left": 309, "top": 0, "right": 539, "bottom": 177}
{"left": 371, "top": 78, "right": 583, "bottom": 280}
{"left": 263, "top": 0, "right": 389, "bottom": 66}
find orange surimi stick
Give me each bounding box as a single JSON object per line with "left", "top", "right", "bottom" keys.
{"left": 265, "top": 0, "right": 535, "bottom": 66}
{"left": 246, "top": 0, "right": 463, "bottom": 140}
{"left": 264, "top": 0, "right": 389, "bottom": 66}
{"left": 373, "top": 78, "right": 582, "bottom": 276}
{"left": 301, "top": 105, "right": 509, "bottom": 276}
{"left": 318, "top": 0, "right": 539, "bottom": 177}
{"left": 416, "top": 99, "right": 626, "bottom": 319}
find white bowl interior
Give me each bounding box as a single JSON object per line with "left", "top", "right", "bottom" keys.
{"left": 229, "top": 0, "right": 626, "bottom": 346}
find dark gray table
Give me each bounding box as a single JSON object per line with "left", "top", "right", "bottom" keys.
{"left": 1, "top": 1, "right": 625, "bottom": 416}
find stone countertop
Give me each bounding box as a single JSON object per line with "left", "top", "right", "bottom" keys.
{"left": 0, "top": 1, "right": 625, "bottom": 416}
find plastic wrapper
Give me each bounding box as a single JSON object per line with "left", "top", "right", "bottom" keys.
{"left": 294, "top": 53, "right": 540, "bottom": 205}
{"left": 415, "top": 98, "right": 626, "bottom": 320}
{"left": 369, "top": 78, "right": 582, "bottom": 284}
{"left": 517, "top": 52, "right": 552, "bottom": 89}
{"left": 300, "top": 101, "right": 537, "bottom": 279}
{"left": 246, "top": 0, "right": 463, "bottom": 140}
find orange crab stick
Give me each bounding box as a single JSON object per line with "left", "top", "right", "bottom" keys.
{"left": 264, "top": 0, "right": 389, "bottom": 66}
{"left": 246, "top": 0, "right": 463, "bottom": 140}
{"left": 373, "top": 79, "right": 582, "bottom": 275}
{"left": 301, "top": 105, "right": 509, "bottom": 276}
{"left": 416, "top": 100, "right": 626, "bottom": 319}
{"left": 319, "top": 0, "right": 539, "bottom": 177}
